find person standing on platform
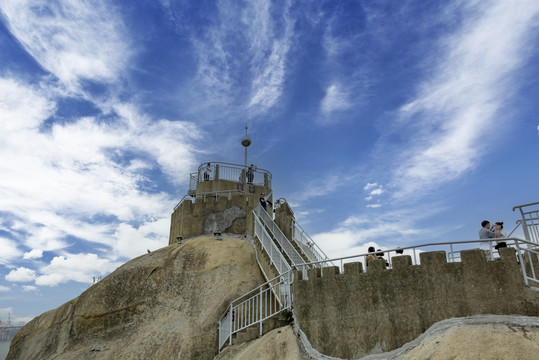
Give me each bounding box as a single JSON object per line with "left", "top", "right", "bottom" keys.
{"left": 247, "top": 164, "right": 256, "bottom": 183}
{"left": 203, "top": 163, "right": 211, "bottom": 181}
{"left": 479, "top": 220, "right": 497, "bottom": 259}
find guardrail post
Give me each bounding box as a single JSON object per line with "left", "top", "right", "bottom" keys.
{"left": 228, "top": 304, "right": 233, "bottom": 346}
{"left": 515, "top": 241, "right": 529, "bottom": 286}
{"left": 259, "top": 287, "right": 263, "bottom": 336}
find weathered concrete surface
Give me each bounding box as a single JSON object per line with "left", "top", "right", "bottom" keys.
{"left": 215, "top": 326, "right": 302, "bottom": 360}
{"left": 293, "top": 248, "right": 539, "bottom": 358}
{"left": 7, "top": 237, "right": 265, "bottom": 360}
{"left": 204, "top": 206, "right": 246, "bottom": 235}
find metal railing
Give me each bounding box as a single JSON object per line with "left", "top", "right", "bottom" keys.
{"left": 218, "top": 257, "right": 293, "bottom": 351}
{"left": 253, "top": 213, "right": 292, "bottom": 276}
{"left": 254, "top": 205, "right": 307, "bottom": 267}
{"left": 172, "top": 190, "right": 246, "bottom": 211}
{"left": 294, "top": 238, "right": 539, "bottom": 287}
{"left": 513, "top": 201, "right": 539, "bottom": 244}
{"left": 291, "top": 220, "right": 332, "bottom": 266}
{"left": 217, "top": 236, "right": 538, "bottom": 352}
{"left": 189, "top": 162, "right": 272, "bottom": 192}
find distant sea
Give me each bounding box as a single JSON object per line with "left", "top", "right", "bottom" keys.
{"left": 0, "top": 341, "right": 10, "bottom": 360}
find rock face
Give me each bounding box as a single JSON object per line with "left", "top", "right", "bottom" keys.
{"left": 204, "top": 206, "right": 246, "bottom": 235}
{"left": 215, "top": 326, "right": 302, "bottom": 360}
{"left": 7, "top": 237, "right": 265, "bottom": 360}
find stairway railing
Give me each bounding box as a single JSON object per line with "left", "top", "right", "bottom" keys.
{"left": 291, "top": 219, "right": 332, "bottom": 266}
{"left": 253, "top": 212, "right": 292, "bottom": 276}
{"left": 218, "top": 270, "right": 293, "bottom": 351}
{"left": 513, "top": 201, "right": 539, "bottom": 244}
{"left": 254, "top": 205, "right": 307, "bottom": 267}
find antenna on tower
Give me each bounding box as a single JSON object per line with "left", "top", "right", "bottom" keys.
{"left": 241, "top": 125, "right": 252, "bottom": 168}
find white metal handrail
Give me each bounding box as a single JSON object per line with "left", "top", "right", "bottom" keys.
{"left": 190, "top": 162, "right": 272, "bottom": 191}
{"left": 291, "top": 220, "right": 332, "bottom": 266}
{"left": 254, "top": 205, "right": 307, "bottom": 267}
{"left": 294, "top": 238, "right": 539, "bottom": 287}
{"left": 218, "top": 270, "right": 293, "bottom": 351}
{"left": 253, "top": 214, "right": 292, "bottom": 276}
{"left": 172, "top": 190, "right": 246, "bottom": 211}
{"left": 513, "top": 201, "right": 539, "bottom": 244}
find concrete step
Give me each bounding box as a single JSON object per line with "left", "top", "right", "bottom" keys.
{"left": 233, "top": 326, "right": 259, "bottom": 345}
{"left": 262, "top": 317, "right": 278, "bottom": 335}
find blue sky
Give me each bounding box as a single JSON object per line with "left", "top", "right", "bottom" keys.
{"left": 0, "top": 0, "right": 538, "bottom": 323}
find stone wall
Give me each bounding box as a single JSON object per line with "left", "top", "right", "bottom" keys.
{"left": 169, "top": 190, "right": 274, "bottom": 245}
{"left": 274, "top": 202, "right": 294, "bottom": 241}
{"left": 293, "top": 247, "right": 539, "bottom": 359}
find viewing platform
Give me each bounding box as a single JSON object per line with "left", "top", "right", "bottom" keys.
{"left": 187, "top": 162, "right": 272, "bottom": 199}
{"left": 169, "top": 162, "right": 275, "bottom": 244}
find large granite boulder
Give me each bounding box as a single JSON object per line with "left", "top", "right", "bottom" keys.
{"left": 7, "top": 237, "right": 264, "bottom": 360}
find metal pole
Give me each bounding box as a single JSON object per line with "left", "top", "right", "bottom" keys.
{"left": 515, "top": 241, "right": 529, "bottom": 286}
{"left": 228, "top": 304, "right": 233, "bottom": 346}
{"left": 259, "top": 287, "right": 263, "bottom": 336}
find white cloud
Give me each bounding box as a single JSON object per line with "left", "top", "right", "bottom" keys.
{"left": 0, "top": 236, "right": 22, "bottom": 266}
{"left": 246, "top": 0, "right": 293, "bottom": 114}
{"left": 23, "top": 249, "right": 43, "bottom": 260}
{"left": 366, "top": 203, "right": 381, "bottom": 208}
{"left": 365, "top": 196, "right": 373, "bottom": 201}
{"left": 370, "top": 188, "right": 384, "bottom": 196}
{"left": 0, "top": 0, "right": 133, "bottom": 91}
{"left": 0, "top": 75, "right": 201, "bottom": 284}
{"left": 311, "top": 205, "right": 441, "bottom": 259}
{"left": 392, "top": 0, "right": 539, "bottom": 197}
{"left": 0, "top": 77, "right": 56, "bottom": 130}
{"left": 320, "top": 83, "right": 353, "bottom": 115}
{"left": 114, "top": 218, "right": 171, "bottom": 259}
{"left": 36, "top": 253, "right": 122, "bottom": 286}
{"left": 188, "top": 0, "right": 293, "bottom": 117}
{"left": 22, "top": 285, "right": 37, "bottom": 292}
{"left": 5, "top": 267, "right": 36, "bottom": 282}
{"left": 364, "top": 182, "right": 378, "bottom": 191}
{"left": 0, "top": 286, "right": 10, "bottom": 292}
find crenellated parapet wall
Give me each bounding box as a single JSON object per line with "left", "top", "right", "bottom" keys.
{"left": 293, "top": 247, "right": 539, "bottom": 359}
{"left": 169, "top": 196, "right": 249, "bottom": 244}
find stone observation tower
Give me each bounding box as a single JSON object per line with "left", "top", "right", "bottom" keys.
{"left": 169, "top": 129, "right": 277, "bottom": 244}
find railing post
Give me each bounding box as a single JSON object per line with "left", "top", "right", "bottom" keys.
{"left": 259, "top": 287, "right": 263, "bottom": 336}
{"left": 515, "top": 241, "right": 529, "bottom": 286}
{"left": 228, "top": 303, "right": 233, "bottom": 346}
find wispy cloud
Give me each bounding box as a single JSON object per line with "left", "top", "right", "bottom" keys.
{"left": 391, "top": 0, "right": 539, "bottom": 197}
{"left": 0, "top": 76, "right": 201, "bottom": 285}
{"left": 320, "top": 83, "right": 353, "bottom": 115}
{"left": 311, "top": 204, "right": 444, "bottom": 258}
{"left": 183, "top": 0, "right": 293, "bottom": 118}
{"left": 0, "top": 0, "right": 133, "bottom": 92}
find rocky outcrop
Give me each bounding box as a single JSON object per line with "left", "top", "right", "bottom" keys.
{"left": 214, "top": 315, "right": 539, "bottom": 360}
{"left": 215, "top": 326, "right": 302, "bottom": 360}
{"left": 7, "top": 237, "right": 265, "bottom": 360}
